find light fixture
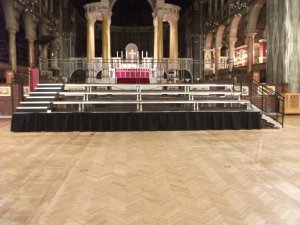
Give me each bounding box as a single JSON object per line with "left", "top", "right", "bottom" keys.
{"left": 18, "top": 0, "right": 38, "bottom": 13}
{"left": 229, "top": 0, "right": 249, "bottom": 11}
{"left": 17, "top": 0, "right": 58, "bottom": 32}
{"left": 205, "top": 21, "right": 219, "bottom": 33}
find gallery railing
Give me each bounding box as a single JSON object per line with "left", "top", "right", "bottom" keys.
{"left": 39, "top": 57, "right": 228, "bottom": 84}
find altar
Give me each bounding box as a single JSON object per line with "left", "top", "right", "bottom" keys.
{"left": 115, "top": 68, "right": 150, "bottom": 84}
{"left": 114, "top": 43, "right": 151, "bottom": 84}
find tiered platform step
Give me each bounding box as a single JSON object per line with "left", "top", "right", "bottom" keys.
{"left": 16, "top": 84, "right": 63, "bottom": 112}
{"left": 11, "top": 83, "right": 261, "bottom": 132}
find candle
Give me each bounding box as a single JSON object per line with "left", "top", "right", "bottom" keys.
{"left": 121, "top": 51, "right": 123, "bottom": 59}
{"left": 117, "top": 51, "right": 118, "bottom": 58}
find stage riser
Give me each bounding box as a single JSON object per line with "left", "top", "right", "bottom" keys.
{"left": 11, "top": 111, "right": 261, "bottom": 132}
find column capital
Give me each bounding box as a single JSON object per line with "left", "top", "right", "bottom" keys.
{"left": 167, "top": 15, "right": 179, "bottom": 24}
{"left": 229, "top": 37, "right": 237, "bottom": 42}
{"left": 7, "top": 28, "right": 17, "bottom": 34}
{"left": 259, "top": 39, "right": 267, "bottom": 43}
{"left": 153, "top": 16, "right": 158, "bottom": 27}
{"left": 86, "top": 14, "right": 97, "bottom": 23}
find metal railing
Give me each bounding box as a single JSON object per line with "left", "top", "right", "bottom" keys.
{"left": 228, "top": 67, "right": 285, "bottom": 127}
{"left": 250, "top": 80, "right": 284, "bottom": 127}
{"left": 39, "top": 58, "right": 228, "bottom": 84}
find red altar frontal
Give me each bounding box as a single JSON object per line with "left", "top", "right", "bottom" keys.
{"left": 115, "top": 68, "right": 150, "bottom": 84}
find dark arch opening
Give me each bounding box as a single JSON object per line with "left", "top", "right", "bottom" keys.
{"left": 112, "top": 0, "right": 152, "bottom": 27}
{"left": 17, "top": 15, "right": 29, "bottom": 67}
{"left": 0, "top": 3, "right": 9, "bottom": 64}
{"left": 177, "top": 69, "right": 192, "bottom": 83}
{"left": 111, "top": 0, "right": 154, "bottom": 57}
{"left": 70, "top": 69, "right": 86, "bottom": 83}
{"left": 96, "top": 70, "right": 102, "bottom": 79}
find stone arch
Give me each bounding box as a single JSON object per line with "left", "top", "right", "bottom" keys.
{"left": 229, "top": 15, "right": 241, "bottom": 39}
{"left": 205, "top": 32, "right": 213, "bottom": 49}
{"left": 247, "top": 0, "right": 266, "bottom": 34}
{"left": 215, "top": 25, "right": 225, "bottom": 48}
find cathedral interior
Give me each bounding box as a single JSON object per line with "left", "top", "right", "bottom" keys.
{"left": 1, "top": 1, "right": 300, "bottom": 224}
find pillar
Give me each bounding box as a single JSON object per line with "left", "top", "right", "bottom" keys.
{"left": 86, "top": 17, "right": 95, "bottom": 60}
{"left": 246, "top": 33, "right": 256, "bottom": 74}
{"left": 107, "top": 17, "right": 111, "bottom": 60}
{"left": 102, "top": 15, "right": 111, "bottom": 61}
{"left": 228, "top": 37, "right": 237, "bottom": 71}
{"left": 8, "top": 30, "right": 17, "bottom": 72}
{"left": 2, "top": 0, "right": 18, "bottom": 73}
{"left": 214, "top": 0, "right": 218, "bottom": 13}
{"left": 50, "top": 0, "right": 54, "bottom": 12}
{"left": 28, "top": 40, "right": 35, "bottom": 66}
{"left": 153, "top": 18, "right": 158, "bottom": 60}
{"left": 51, "top": 40, "right": 58, "bottom": 69}
{"left": 221, "top": 0, "right": 225, "bottom": 7}
{"left": 267, "top": 0, "right": 300, "bottom": 92}
{"left": 24, "top": 12, "right": 37, "bottom": 67}
{"left": 157, "top": 15, "right": 164, "bottom": 61}
{"left": 45, "top": 0, "right": 48, "bottom": 9}
{"left": 169, "top": 19, "right": 178, "bottom": 60}
{"left": 215, "top": 45, "right": 222, "bottom": 76}
{"left": 204, "top": 49, "right": 212, "bottom": 70}
{"left": 259, "top": 39, "right": 267, "bottom": 63}
{"left": 208, "top": 0, "right": 212, "bottom": 17}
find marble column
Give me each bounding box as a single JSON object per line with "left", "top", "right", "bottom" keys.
{"left": 215, "top": 45, "right": 222, "bottom": 76}
{"left": 51, "top": 40, "right": 58, "bottom": 69}
{"left": 259, "top": 39, "right": 267, "bottom": 63}
{"left": 228, "top": 37, "right": 237, "bottom": 71}
{"left": 107, "top": 18, "right": 111, "bottom": 60}
{"left": 28, "top": 40, "right": 35, "bottom": 66}
{"left": 169, "top": 19, "right": 178, "bottom": 60}
{"left": 8, "top": 30, "right": 17, "bottom": 72}
{"left": 102, "top": 15, "right": 110, "bottom": 61}
{"left": 267, "top": 0, "right": 300, "bottom": 92}
{"left": 157, "top": 15, "right": 164, "bottom": 61}
{"left": 86, "top": 17, "right": 95, "bottom": 60}
{"left": 208, "top": 0, "right": 212, "bottom": 17}
{"left": 246, "top": 33, "right": 256, "bottom": 74}
{"left": 41, "top": 45, "right": 48, "bottom": 59}
{"left": 153, "top": 18, "right": 158, "bottom": 60}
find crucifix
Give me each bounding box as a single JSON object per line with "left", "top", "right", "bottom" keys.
{"left": 128, "top": 50, "right": 136, "bottom": 60}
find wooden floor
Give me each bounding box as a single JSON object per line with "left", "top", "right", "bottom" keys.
{"left": 1, "top": 116, "right": 300, "bottom": 225}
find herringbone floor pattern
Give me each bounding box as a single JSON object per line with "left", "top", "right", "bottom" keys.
{"left": 0, "top": 116, "right": 300, "bottom": 225}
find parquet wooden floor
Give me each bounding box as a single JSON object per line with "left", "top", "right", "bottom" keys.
{"left": 1, "top": 116, "right": 300, "bottom": 225}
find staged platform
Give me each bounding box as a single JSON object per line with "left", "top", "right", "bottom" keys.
{"left": 11, "top": 111, "right": 261, "bottom": 132}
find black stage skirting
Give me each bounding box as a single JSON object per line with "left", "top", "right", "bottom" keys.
{"left": 11, "top": 111, "right": 261, "bottom": 132}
